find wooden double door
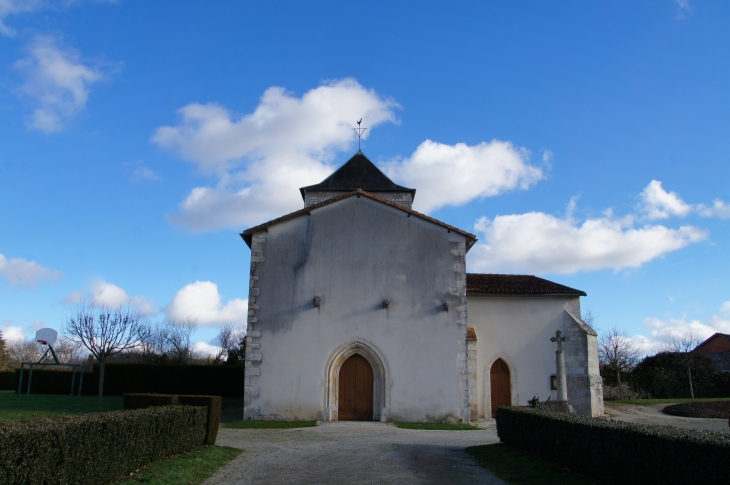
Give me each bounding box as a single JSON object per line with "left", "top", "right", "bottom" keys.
{"left": 338, "top": 354, "right": 374, "bottom": 421}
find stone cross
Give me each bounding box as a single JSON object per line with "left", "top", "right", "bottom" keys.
{"left": 550, "top": 330, "right": 568, "bottom": 402}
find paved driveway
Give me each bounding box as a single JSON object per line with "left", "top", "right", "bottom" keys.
{"left": 603, "top": 402, "right": 729, "bottom": 433}
{"left": 206, "top": 421, "right": 506, "bottom": 485}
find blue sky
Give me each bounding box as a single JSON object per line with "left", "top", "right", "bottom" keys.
{"left": 1, "top": 0, "right": 729, "bottom": 355}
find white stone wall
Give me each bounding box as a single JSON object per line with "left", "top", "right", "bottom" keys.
{"left": 304, "top": 191, "right": 413, "bottom": 209}
{"left": 467, "top": 295, "right": 604, "bottom": 417}
{"left": 244, "top": 196, "right": 468, "bottom": 422}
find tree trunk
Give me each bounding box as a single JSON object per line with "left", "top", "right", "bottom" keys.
{"left": 617, "top": 369, "right": 623, "bottom": 400}
{"left": 688, "top": 366, "right": 694, "bottom": 399}
{"left": 97, "top": 362, "right": 105, "bottom": 412}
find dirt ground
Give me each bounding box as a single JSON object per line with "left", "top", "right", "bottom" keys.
{"left": 205, "top": 421, "right": 506, "bottom": 485}
{"left": 603, "top": 402, "right": 730, "bottom": 433}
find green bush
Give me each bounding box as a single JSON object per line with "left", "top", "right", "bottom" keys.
{"left": 0, "top": 405, "right": 206, "bottom": 485}
{"left": 496, "top": 406, "right": 730, "bottom": 485}
{"left": 631, "top": 352, "right": 715, "bottom": 398}
{"left": 706, "top": 371, "right": 730, "bottom": 398}
{"left": 124, "top": 393, "right": 222, "bottom": 445}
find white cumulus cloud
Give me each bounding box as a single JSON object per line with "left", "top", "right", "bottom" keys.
{"left": 639, "top": 180, "right": 729, "bottom": 220}
{"left": 631, "top": 311, "right": 729, "bottom": 354}
{"left": 165, "top": 281, "right": 247, "bottom": 326}
{"left": 0, "top": 325, "right": 25, "bottom": 342}
{"left": 64, "top": 281, "right": 157, "bottom": 316}
{"left": 132, "top": 163, "right": 161, "bottom": 182}
{"left": 14, "top": 35, "right": 108, "bottom": 132}
{"left": 152, "top": 79, "right": 398, "bottom": 232}
{"left": 192, "top": 341, "right": 222, "bottom": 358}
{"left": 0, "top": 253, "right": 61, "bottom": 288}
{"left": 153, "top": 79, "right": 546, "bottom": 232}
{"left": 384, "top": 140, "right": 543, "bottom": 213}
{"left": 468, "top": 200, "right": 708, "bottom": 274}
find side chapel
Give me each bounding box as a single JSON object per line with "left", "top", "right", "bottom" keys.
{"left": 241, "top": 150, "right": 604, "bottom": 422}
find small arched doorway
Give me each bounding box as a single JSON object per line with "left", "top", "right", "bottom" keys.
{"left": 338, "top": 354, "right": 374, "bottom": 421}
{"left": 490, "top": 358, "right": 511, "bottom": 418}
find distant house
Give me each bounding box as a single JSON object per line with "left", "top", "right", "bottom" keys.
{"left": 692, "top": 333, "right": 730, "bottom": 372}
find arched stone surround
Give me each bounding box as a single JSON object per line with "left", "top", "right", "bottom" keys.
{"left": 483, "top": 353, "right": 518, "bottom": 419}
{"left": 324, "top": 339, "right": 391, "bottom": 422}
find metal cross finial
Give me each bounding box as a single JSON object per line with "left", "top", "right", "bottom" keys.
{"left": 550, "top": 330, "right": 567, "bottom": 351}
{"left": 353, "top": 118, "right": 367, "bottom": 150}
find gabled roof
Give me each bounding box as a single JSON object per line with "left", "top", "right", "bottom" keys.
{"left": 692, "top": 333, "right": 730, "bottom": 353}
{"left": 241, "top": 189, "right": 476, "bottom": 249}
{"left": 299, "top": 150, "right": 416, "bottom": 200}
{"left": 466, "top": 274, "right": 587, "bottom": 296}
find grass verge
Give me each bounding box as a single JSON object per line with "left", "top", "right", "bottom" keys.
{"left": 114, "top": 445, "right": 242, "bottom": 485}
{"left": 0, "top": 390, "right": 123, "bottom": 422}
{"left": 465, "top": 443, "right": 596, "bottom": 485}
{"left": 395, "top": 422, "right": 479, "bottom": 430}
{"left": 609, "top": 397, "right": 730, "bottom": 406}
{"left": 222, "top": 419, "right": 317, "bottom": 429}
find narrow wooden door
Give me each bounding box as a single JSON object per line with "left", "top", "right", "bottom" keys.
{"left": 490, "top": 358, "right": 511, "bottom": 418}
{"left": 338, "top": 354, "right": 374, "bottom": 421}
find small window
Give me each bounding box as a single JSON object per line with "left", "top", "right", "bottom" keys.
{"left": 550, "top": 375, "right": 557, "bottom": 390}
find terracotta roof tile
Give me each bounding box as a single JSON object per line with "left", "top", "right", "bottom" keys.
{"left": 466, "top": 274, "right": 586, "bottom": 296}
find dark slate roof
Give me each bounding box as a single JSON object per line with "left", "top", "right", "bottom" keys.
{"left": 241, "top": 189, "right": 476, "bottom": 249}
{"left": 466, "top": 274, "right": 587, "bottom": 296}
{"left": 299, "top": 150, "right": 416, "bottom": 200}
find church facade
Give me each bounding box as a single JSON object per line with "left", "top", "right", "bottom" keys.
{"left": 241, "top": 151, "right": 603, "bottom": 422}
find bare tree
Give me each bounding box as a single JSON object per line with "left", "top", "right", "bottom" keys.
{"left": 163, "top": 318, "right": 197, "bottom": 364}
{"left": 662, "top": 333, "right": 704, "bottom": 399}
{"left": 5, "top": 339, "right": 43, "bottom": 369}
{"left": 0, "top": 330, "right": 8, "bottom": 371}
{"left": 598, "top": 326, "right": 643, "bottom": 399}
{"left": 211, "top": 323, "right": 246, "bottom": 364}
{"left": 138, "top": 322, "right": 168, "bottom": 363}
{"left": 64, "top": 306, "right": 142, "bottom": 411}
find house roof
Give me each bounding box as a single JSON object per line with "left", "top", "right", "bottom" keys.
{"left": 692, "top": 333, "right": 730, "bottom": 353}
{"left": 466, "top": 274, "right": 587, "bottom": 296}
{"left": 241, "top": 189, "right": 477, "bottom": 249}
{"left": 299, "top": 150, "right": 416, "bottom": 200}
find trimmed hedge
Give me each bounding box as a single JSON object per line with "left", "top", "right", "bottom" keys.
{"left": 9, "top": 364, "right": 245, "bottom": 397}
{"left": 94, "top": 364, "right": 244, "bottom": 397}
{"left": 0, "top": 371, "right": 14, "bottom": 390}
{"left": 0, "top": 405, "right": 206, "bottom": 485}
{"left": 124, "top": 393, "right": 222, "bottom": 445}
{"left": 496, "top": 406, "right": 730, "bottom": 485}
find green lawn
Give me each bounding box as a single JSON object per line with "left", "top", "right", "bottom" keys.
{"left": 609, "top": 397, "right": 730, "bottom": 405}
{"left": 395, "top": 422, "right": 480, "bottom": 430}
{"left": 466, "top": 444, "right": 597, "bottom": 485}
{"left": 0, "top": 390, "right": 123, "bottom": 422}
{"left": 222, "top": 419, "right": 317, "bottom": 429}
{"left": 114, "top": 445, "right": 242, "bottom": 485}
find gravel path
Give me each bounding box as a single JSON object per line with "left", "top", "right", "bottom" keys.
{"left": 603, "top": 402, "right": 729, "bottom": 433}
{"left": 205, "top": 421, "right": 506, "bottom": 485}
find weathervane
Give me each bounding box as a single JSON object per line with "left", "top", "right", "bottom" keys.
{"left": 353, "top": 118, "right": 366, "bottom": 150}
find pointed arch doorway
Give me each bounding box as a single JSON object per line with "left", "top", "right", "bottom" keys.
{"left": 338, "top": 354, "right": 374, "bottom": 421}
{"left": 490, "top": 358, "right": 511, "bottom": 418}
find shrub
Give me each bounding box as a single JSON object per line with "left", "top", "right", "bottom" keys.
{"left": 496, "top": 406, "right": 730, "bottom": 485}
{"left": 124, "top": 393, "right": 222, "bottom": 445}
{"left": 0, "top": 405, "right": 206, "bottom": 485}
{"left": 631, "top": 352, "right": 715, "bottom": 398}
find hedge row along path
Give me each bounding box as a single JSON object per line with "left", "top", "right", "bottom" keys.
{"left": 206, "top": 421, "right": 507, "bottom": 485}
{"left": 603, "top": 402, "right": 729, "bottom": 432}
